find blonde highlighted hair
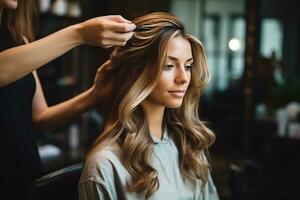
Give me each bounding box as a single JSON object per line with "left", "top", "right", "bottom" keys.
{"left": 88, "top": 12, "right": 215, "bottom": 198}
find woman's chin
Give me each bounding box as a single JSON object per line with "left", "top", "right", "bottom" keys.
{"left": 165, "top": 100, "right": 184, "bottom": 108}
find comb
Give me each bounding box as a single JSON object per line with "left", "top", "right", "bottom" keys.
{"left": 134, "top": 25, "right": 150, "bottom": 32}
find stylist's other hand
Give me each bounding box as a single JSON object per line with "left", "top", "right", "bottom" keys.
{"left": 91, "top": 60, "right": 113, "bottom": 100}
{"left": 77, "top": 15, "right": 136, "bottom": 48}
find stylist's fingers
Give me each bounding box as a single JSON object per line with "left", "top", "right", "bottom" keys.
{"left": 105, "top": 21, "right": 136, "bottom": 32}
{"left": 94, "top": 60, "right": 112, "bottom": 88}
{"left": 97, "top": 60, "right": 112, "bottom": 72}
{"left": 94, "top": 60, "right": 111, "bottom": 84}
{"left": 102, "top": 31, "right": 134, "bottom": 44}
{"left": 101, "top": 40, "right": 127, "bottom": 48}
{"left": 93, "top": 60, "right": 113, "bottom": 98}
{"left": 77, "top": 15, "right": 135, "bottom": 47}
{"left": 105, "top": 15, "right": 132, "bottom": 24}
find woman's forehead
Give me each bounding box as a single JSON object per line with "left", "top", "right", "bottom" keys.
{"left": 166, "top": 36, "right": 193, "bottom": 62}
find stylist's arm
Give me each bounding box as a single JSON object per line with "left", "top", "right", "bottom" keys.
{"left": 32, "top": 60, "right": 113, "bottom": 132}
{"left": 0, "top": 15, "right": 135, "bottom": 87}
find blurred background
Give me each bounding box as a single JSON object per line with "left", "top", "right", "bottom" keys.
{"left": 36, "top": 0, "right": 300, "bottom": 199}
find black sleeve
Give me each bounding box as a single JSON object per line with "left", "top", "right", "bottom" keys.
{"left": 0, "top": 27, "right": 14, "bottom": 52}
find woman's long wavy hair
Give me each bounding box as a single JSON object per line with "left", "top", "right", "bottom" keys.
{"left": 0, "top": 0, "right": 38, "bottom": 44}
{"left": 88, "top": 12, "right": 215, "bottom": 199}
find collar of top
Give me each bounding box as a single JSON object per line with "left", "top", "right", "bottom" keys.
{"left": 150, "top": 127, "right": 170, "bottom": 144}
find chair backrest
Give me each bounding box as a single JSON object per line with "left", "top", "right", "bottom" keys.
{"left": 35, "top": 163, "right": 83, "bottom": 200}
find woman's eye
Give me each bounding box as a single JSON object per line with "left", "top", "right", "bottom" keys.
{"left": 185, "top": 65, "right": 192, "bottom": 70}
{"left": 164, "top": 64, "right": 174, "bottom": 70}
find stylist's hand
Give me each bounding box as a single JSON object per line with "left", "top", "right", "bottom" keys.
{"left": 91, "top": 60, "right": 114, "bottom": 100}
{"left": 77, "top": 15, "right": 136, "bottom": 48}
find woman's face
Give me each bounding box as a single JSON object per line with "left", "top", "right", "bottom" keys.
{"left": 145, "top": 35, "right": 193, "bottom": 109}
{"left": 0, "top": 0, "right": 19, "bottom": 9}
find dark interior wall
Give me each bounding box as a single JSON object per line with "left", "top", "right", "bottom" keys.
{"left": 81, "top": 0, "right": 170, "bottom": 20}
{"left": 105, "top": 0, "right": 170, "bottom": 19}
{"left": 260, "top": 0, "right": 299, "bottom": 18}
{"left": 260, "top": 0, "right": 300, "bottom": 74}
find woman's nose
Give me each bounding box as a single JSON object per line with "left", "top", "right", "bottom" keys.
{"left": 175, "top": 68, "right": 188, "bottom": 85}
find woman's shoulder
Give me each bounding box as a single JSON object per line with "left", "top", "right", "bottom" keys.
{"left": 91, "top": 143, "right": 121, "bottom": 162}
{"left": 79, "top": 144, "right": 121, "bottom": 184}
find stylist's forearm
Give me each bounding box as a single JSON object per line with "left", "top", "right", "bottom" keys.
{"left": 0, "top": 25, "right": 82, "bottom": 87}
{"left": 33, "top": 87, "right": 98, "bottom": 133}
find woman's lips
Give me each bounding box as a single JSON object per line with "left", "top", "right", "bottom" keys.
{"left": 168, "top": 90, "right": 186, "bottom": 98}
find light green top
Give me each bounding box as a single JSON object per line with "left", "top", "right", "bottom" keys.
{"left": 79, "top": 129, "right": 219, "bottom": 200}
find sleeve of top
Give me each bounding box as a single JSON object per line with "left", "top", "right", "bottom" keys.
{"left": 196, "top": 152, "right": 220, "bottom": 200}
{"left": 79, "top": 181, "right": 111, "bottom": 200}
{"left": 206, "top": 172, "right": 220, "bottom": 200}
{"left": 79, "top": 159, "right": 118, "bottom": 200}
{"left": 194, "top": 171, "right": 219, "bottom": 200}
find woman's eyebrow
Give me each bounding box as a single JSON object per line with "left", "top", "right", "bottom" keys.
{"left": 167, "top": 56, "right": 193, "bottom": 62}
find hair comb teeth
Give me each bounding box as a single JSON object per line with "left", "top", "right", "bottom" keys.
{"left": 134, "top": 25, "right": 151, "bottom": 32}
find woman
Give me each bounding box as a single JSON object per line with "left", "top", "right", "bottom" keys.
{"left": 0, "top": 0, "right": 135, "bottom": 199}
{"left": 79, "top": 12, "right": 219, "bottom": 200}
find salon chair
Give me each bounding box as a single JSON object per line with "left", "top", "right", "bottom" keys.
{"left": 35, "top": 162, "right": 83, "bottom": 200}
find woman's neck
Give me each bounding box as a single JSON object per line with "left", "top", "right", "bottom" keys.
{"left": 141, "top": 100, "right": 165, "bottom": 140}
